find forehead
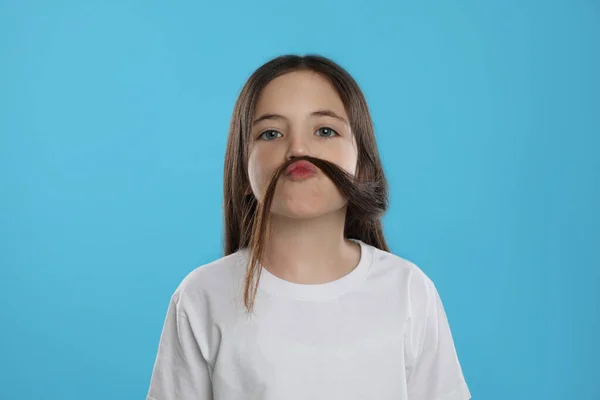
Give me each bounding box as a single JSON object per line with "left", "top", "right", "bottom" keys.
{"left": 254, "top": 70, "right": 347, "bottom": 117}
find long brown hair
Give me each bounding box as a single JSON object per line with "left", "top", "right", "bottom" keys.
{"left": 223, "top": 54, "right": 389, "bottom": 313}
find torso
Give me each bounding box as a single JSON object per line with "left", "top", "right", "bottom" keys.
{"left": 177, "top": 240, "right": 421, "bottom": 400}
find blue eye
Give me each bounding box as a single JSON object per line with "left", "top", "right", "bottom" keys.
{"left": 316, "top": 127, "right": 338, "bottom": 138}
{"left": 259, "top": 130, "right": 283, "bottom": 140}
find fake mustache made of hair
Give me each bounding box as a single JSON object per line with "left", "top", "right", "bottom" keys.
{"left": 258, "top": 155, "right": 388, "bottom": 221}
{"left": 243, "top": 155, "right": 388, "bottom": 312}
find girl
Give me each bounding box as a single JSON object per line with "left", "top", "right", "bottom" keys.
{"left": 147, "top": 54, "right": 470, "bottom": 400}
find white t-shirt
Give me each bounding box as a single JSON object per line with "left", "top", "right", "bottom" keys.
{"left": 147, "top": 240, "right": 471, "bottom": 400}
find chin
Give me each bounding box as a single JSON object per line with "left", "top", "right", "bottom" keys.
{"left": 265, "top": 179, "right": 347, "bottom": 220}
{"left": 270, "top": 197, "right": 345, "bottom": 220}
{"left": 271, "top": 207, "right": 330, "bottom": 220}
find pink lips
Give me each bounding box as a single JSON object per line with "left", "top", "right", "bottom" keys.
{"left": 285, "top": 160, "right": 317, "bottom": 181}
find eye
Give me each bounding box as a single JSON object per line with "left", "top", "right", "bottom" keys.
{"left": 259, "top": 130, "right": 283, "bottom": 141}
{"left": 315, "top": 127, "right": 338, "bottom": 138}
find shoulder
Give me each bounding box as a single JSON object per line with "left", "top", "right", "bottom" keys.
{"left": 169, "top": 249, "right": 248, "bottom": 317}
{"left": 369, "top": 244, "right": 436, "bottom": 296}
{"left": 366, "top": 244, "right": 440, "bottom": 324}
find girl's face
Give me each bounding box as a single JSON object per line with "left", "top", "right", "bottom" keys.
{"left": 247, "top": 70, "right": 358, "bottom": 219}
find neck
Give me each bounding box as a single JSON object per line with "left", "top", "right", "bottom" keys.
{"left": 262, "top": 208, "right": 361, "bottom": 284}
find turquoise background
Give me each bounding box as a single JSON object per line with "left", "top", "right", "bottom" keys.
{"left": 1, "top": 0, "right": 598, "bottom": 399}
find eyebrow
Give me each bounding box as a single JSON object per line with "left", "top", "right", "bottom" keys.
{"left": 252, "top": 109, "right": 349, "bottom": 126}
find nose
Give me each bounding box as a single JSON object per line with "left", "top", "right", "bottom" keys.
{"left": 285, "top": 132, "right": 311, "bottom": 160}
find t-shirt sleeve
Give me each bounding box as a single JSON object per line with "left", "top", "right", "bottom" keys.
{"left": 405, "top": 272, "right": 471, "bottom": 400}
{"left": 147, "top": 295, "right": 213, "bottom": 400}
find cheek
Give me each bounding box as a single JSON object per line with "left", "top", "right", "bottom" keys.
{"left": 344, "top": 156, "right": 358, "bottom": 176}
{"left": 332, "top": 141, "right": 358, "bottom": 176}
{"left": 247, "top": 151, "right": 265, "bottom": 191}
{"left": 247, "top": 147, "right": 280, "bottom": 195}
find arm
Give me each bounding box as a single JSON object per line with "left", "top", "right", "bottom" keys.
{"left": 147, "top": 296, "right": 213, "bottom": 400}
{"left": 405, "top": 273, "right": 471, "bottom": 400}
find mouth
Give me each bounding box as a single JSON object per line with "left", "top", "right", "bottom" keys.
{"left": 284, "top": 160, "right": 318, "bottom": 181}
